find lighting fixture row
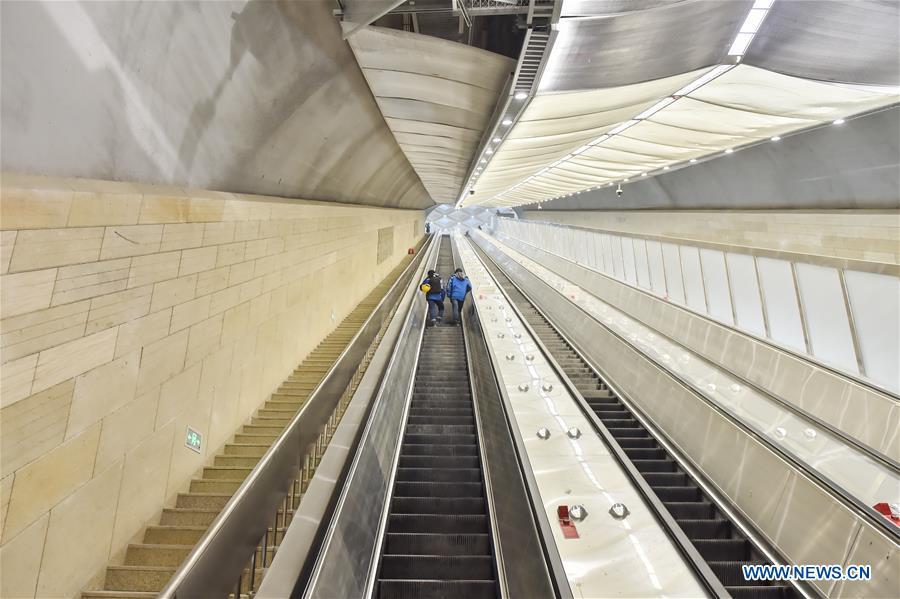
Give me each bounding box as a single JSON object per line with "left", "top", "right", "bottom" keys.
{"left": 533, "top": 116, "right": 850, "bottom": 204}
{"left": 466, "top": 90, "right": 531, "bottom": 194}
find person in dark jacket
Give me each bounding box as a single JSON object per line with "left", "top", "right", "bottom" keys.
{"left": 446, "top": 268, "right": 472, "bottom": 325}
{"left": 422, "top": 269, "right": 445, "bottom": 325}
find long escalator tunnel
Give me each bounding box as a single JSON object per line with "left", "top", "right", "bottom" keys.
{"left": 375, "top": 236, "right": 499, "bottom": 599}
{"left": 471, "top": 241, "right": 799, "bottom": 599}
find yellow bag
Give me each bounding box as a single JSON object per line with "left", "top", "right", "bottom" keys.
{"left": 420, "top": 283, "right": 431, "bottom": 294}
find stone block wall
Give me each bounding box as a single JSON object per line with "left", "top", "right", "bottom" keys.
{"left": 0, "top": 173, "right": 423, "bottom": 598}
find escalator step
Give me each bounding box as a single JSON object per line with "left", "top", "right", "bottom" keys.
{"left": 404, "top": 434, "right": 476, "bottom": 446}
{"left": 388, "top": 514, "right": 488, "bottom": 534}
{"left": 632, "top": 459, "right": 676, "bottom": 473}
{"left": 402, "top": 444, "right": 479, "bottom": 457}
{"left": 692, "top": 539, "right": 751, "bottom": 562}
{"left": 398, "top": 455, "right": 480, "bottom": 469}
{"left": 396, "top": 468, "right": 482, "bottom": 483}
{"left": 623, "top": 448, "right": 666, "bottom": 460}
{"left": 710, "top": 561, "right": 768, "bottom": 586}
{"left": 380, "top": 555, "right": 494, "bottom": 580}
{"left": 394, "top": 481, "right": 484, "bottom": 498}
{"left": 407, "top": 415, "right": 474, "bottom": 426}
{"left": 676, "top": 518, "right": 732, "bottom": 539}
{"left": 663, "top": 501, "right": 715, "bottom": 519}
{"left": 385, "top": 533, "right": 491, "bottom": 556}
{"left": 392, "top": 497, "right": 488, "bottom": 515}
{"left": 405, "top": 424, "right": 476, "bottom": 436}
{"left": 727, "top": 585, "right": 794, "bottom": 598}
{"left": 614, "top": 437, "right": 659, "bottom": 449}
{"left": 378, "top": 580, "right": 496, "bottom": 599}
{"left": 653, "top": 486, "right": 702, "bottom": 502}
{"left": 640, "top": 472, "right": 689, "bottom": 486}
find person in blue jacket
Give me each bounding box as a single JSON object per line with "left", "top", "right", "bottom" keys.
{"left": 422, "top": 269, "right": 445, "bottom": 325}
{"left": 446, "top": 268, "right": 472, "bottom": 325}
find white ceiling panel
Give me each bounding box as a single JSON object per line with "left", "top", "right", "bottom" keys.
{"left": 347, "top": 25, "right": 513, "bottom": 203}
{"left": 465, "top": 64, "right": 898, "bottom": 207}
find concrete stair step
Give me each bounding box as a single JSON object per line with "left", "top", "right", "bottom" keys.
{"left": 214, "top": 455, "right": 261, "bottom": 468}
{"left": 143, "top": 525, "right": 207, "bottom": 545}
{"left": 203, "top": 466, "right": 253, "bottom": 480}
{"left": 105, "top": 565, "right": 174, "bottom": 592}
{"left": 257, "top": 407, "right": 296, "bottom": 418}
{"left": 251, "top": 416, "right": 292, "bottom": 426}
{"left": 233, "top": 433, "right": 277, "bottom": 444}
{"left": 190, "top": 479, "right": 243, "bottom": 494}
{"left": 175, "top": 493, "right": 232, "bottom": 510}
{"left": 81, "top": 592, "right": 157, "bottom": 599}
{"left": 223, "top": 443, "right": 269, "bottom": 457}
{"left": 160, "top": 508, "right": 220, "bottom": 527}
{"left": 241, "top": 424, "right": 284, "bottom": 436}
{"left": 124, "top": 543, "right": 193, "bottom": 567}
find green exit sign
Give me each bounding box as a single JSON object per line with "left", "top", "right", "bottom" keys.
{"left": 185, "top": 427, "right": 202, "bottom": 453}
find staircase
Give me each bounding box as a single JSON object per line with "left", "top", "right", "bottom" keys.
{"left": 82, "top": 250, "right": 420, "bottom": 599}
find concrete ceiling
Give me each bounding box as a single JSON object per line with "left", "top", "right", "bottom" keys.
{"left": 461, "top": 0, "right": 900, "bottom": 209}
{"left": 0, "top": 0, "right": 433, "bottom": 209}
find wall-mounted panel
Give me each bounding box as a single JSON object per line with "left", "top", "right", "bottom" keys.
{"left": 700, "top": 248, "right": 734, "bottom": 326}
{"left": 680, "top": 246, "right": 707, "bottom": 313}
{"left": 757, "top": 257, "right": 806, "bottom": 353}
{"left": 661, "top": 243, "right": 685, "bottom": 304}
{"left": 646, "top": 240, "right": 667, "bottom": 295}
{"left": 726, "top": 252, "right": 767, "bottom": 337}
{"left": 844, "top": 270, "right": 900, "bottom": 392}
{"left": 795, "top": 264, "right": 858, "bottom": 374}
{"left": 633, "top": 238, "right": 651, "bottom": 290}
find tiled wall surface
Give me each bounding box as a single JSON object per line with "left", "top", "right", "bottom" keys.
{"left": 526, "top": 210, "right": 900, "bottom": 264}
{"left": 0, "top": 173, "right": 423, "bottom": 598}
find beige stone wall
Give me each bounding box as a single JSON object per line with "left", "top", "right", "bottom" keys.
{"left": 0, "top": 173, "right": 424, "bottom": 598}
{"left": 526, "top": 210, "right": 900, "bottom": 264}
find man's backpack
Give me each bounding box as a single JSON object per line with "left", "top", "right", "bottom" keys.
{"left": 428, "top": 274, "right": 442, "bottom": 294}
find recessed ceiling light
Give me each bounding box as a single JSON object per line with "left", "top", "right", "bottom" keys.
{"left": 689, "top": 158, "right": 698, "bottom": 163}
{"left": 641, "top": 172, "right": 648, "bottom": 177}
{"left": 725, "top": 148, "right": 734, "bottom": 154}
{"left": 514, "top": 92, "right": 528, "bottom": 100}
{"left": 833, "top": 118, "right": 845, "bottom": 125}
{"left": 502, "top": 119, "right": 513, "bottom": 126}
{"left": 486, "top": 149, "right": 494, "bottom": 155}
{"left": 480, "top": 159, "right": 487, "bottom": 163}
{"left": 770, "top": 136, "right": 781, "bottom": 141}
{"left": 663, "top": 165, "right": 670, "bottom": 170}
{"left": 624, "top": 178, "right": 630, "bottom": 183}
{"left": 493, "top": 137, "right": 501, "bottom": 143}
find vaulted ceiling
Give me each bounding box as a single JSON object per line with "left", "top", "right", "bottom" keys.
{"left": 458, "top": 0, "right": 900, "bottom": 208}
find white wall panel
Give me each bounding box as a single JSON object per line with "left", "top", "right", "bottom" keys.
{"left": 757, "top": 257, "right": 806, "bottom": 352}
{"left": 610, "top": 235, "right": 625, "bottom": 279}
{"left": 844, "top": 270, "right": 900, "bottom": 393}
{"left": 600, "top": 234, "right": 614, "bottom": 274}
{"left": 622, "top": 237, "right": 637, "bottom": 284}
{"left": 633, "top": 239, "right": 652, "bottom": 289}
{"left": 646, "top": 240, "right": 667, "bottom": 295}
{"left": 726, "top": 252, "right": 767, "bottom": 337}
{"left": 680, "top": 246, "right": 708, "bottom": 313}
{"left": 661, "top": 242, "right": 685, "bottom": 304}
{"left": 700, "top": 248, "right": 734, "bottom": 325}
{"left": 796, "top": 263, "right": 858, "bottom": 373}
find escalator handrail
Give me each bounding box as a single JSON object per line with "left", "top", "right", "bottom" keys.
{"left": 472, "top": 232, "right": 900, "bottom": 545}
{"left": 159, "top": 235, "right": 436, "bottom": 599}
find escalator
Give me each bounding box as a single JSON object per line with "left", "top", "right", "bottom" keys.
{"left": 473, "top": 242, "right": 799, "bottom": 599}
{"left": 375, "top": 236, "right": 499, "bottom": 599}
